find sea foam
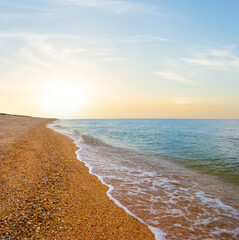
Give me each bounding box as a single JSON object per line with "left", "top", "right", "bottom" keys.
{"left": 48, "top": 120, "right": 239, "bottom": 240}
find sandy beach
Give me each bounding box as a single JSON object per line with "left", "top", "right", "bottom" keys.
{"left": 0, "top": 115, "right": 154, "bottom": 239}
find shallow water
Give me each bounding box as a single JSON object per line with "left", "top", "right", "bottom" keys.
{"left": 49, "top": 119, "right": 239, "bottom": 239}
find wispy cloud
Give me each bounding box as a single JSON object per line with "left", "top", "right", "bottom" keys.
{"left": 20, "top": 46, "right": 57, "bottom": 69}
{"left": 0, "top": 59, "right": 36, "bottom": 70}
{"left": 117, "top": 36, "right": 171, "bottom": 44}
{"left": 0, "top": 31, "right": 174, "bottom": 76}
{"left": 0, "top": 1, "right": 61, "bottom": 11}
{"left": 154, "top": 46, "right": 239, "bottom": 87}
{"left": 0, "top": 32, "right": 170, "bottom": 44}
{"left": 154, "top": 71, "right": 194, "bottom": 85}
{"left": 183, "top": 47, "right": 239, "bottom": 70}
{"left": 0, "top": 32, "right": 79, "bottom": 40}
{"left": 0, "top": 32, "right": 127, "bottom": 70}
{"left": 56, "top": 0, "right": 158, "bottom": 14}
{"left": 0, "top": 0, "right": 160, "bottom": 17}
{"left": 0, "top": 2, "right": 63, "bottom": 21}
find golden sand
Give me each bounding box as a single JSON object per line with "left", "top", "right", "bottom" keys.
{"left": 0, "top": 115, "right": 154, "bottom": 239}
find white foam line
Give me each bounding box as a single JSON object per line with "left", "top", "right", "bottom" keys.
{"left": 48, "top": 121, "right": 166, "bottom": 240}
{"left": 75, "top": 144, "right": 166, "bottom": 240}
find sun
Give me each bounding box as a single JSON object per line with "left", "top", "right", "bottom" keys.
{"left": 42, "top": 78, "right": 85, "bottom": 117}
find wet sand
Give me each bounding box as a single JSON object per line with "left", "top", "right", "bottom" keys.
{"left": 0, "top": 115, "right": 154, "bottom": 239}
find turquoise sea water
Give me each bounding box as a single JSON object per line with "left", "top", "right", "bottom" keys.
{"left": 49, "top": 119, "right": 239, "bottom": 239}
{"left": 57, "top": 119, "right": 239, "bottom": 185}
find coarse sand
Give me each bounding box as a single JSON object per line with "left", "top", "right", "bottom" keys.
{"left": 0, "top": 115, "right": 154, "bottom": 239}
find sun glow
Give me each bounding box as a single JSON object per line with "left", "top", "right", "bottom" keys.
{"left": 42, "top": 79, "right": 85, "bottom": 117}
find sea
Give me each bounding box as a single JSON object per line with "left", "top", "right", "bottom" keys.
{"left": 48, "top": 119, "right": 239, "bottom": 240}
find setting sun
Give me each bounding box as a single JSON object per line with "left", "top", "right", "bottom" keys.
{"left": 42, "top": 79, "right": 85, "bottom": 117}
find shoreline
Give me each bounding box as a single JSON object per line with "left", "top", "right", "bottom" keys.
{"left": 52, "top": 119, "right": 239, "bottom": 239}
{"left": 48, "top": 122, "right": 164, "bottom": 239}
{"left": 0, "top": 115, "right": 154, "bottom": 239}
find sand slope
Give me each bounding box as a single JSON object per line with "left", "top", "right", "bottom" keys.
{"left": 0, "top": 116, "right": 154, "bottom": 239}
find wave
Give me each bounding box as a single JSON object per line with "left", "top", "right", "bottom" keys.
{"left": 48, "top": 120, "right": 239, "bottom": 240}
{"left": 48, "top": 121, "right": 166, "bottom": 239}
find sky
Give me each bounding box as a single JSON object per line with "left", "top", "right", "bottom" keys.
{"left": 0, "top": 0, "right": 239, "bottom": 119}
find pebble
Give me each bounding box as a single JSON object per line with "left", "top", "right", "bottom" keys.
{"left": 0, "top": 118, "right": 154, "bottom": 239}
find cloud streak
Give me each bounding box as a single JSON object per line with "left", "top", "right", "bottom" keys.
{"left": 0, "top": 32, "right": 128, "bottom": 70}
{"left": 117, "top": 36, "right": 171, "bottom": 44}
{"left": 154, "top": 71, "right": 194, "bottom": 85}
{"left": 183, "top": 48, "right": 239, "bottom": 70}
{"left": 56, "top": 0, "right": 158, "bottom": 14}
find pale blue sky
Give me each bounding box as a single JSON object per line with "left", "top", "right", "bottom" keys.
{"left": 0, "top": 0, "right": 239, "bottom": 118}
